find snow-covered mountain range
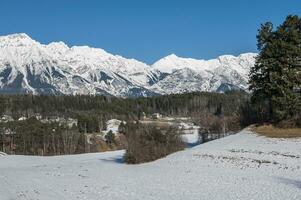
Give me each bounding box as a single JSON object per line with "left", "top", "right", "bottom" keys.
{"left": 0, "top": 33, "right": 257, "bottom": 97}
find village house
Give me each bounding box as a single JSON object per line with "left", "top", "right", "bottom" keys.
{"left": 18, "top": 116, "right": 27, "bottom": 121}
{"left": 151, "top": 113, "right": 163, "bottom": 119}
{"left": 0, "top": 115, "right": 14, "bottom": 123}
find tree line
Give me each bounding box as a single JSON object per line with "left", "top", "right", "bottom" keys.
{"left": 0, "top": 91, "right": 249, "bottom": 155}
{"left": 0, "top": 118, "right": 83, "bottom": 155}
{"left": 0, "top": 90, "right": 249, "bottom": 132}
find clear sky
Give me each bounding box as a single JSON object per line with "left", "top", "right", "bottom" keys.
{"left": 0, "top": 0, "right": 300, "bottom": 64}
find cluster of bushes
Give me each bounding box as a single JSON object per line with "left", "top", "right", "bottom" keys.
{"left": 239, "top": 100, "right": 301, "bottom": 128}
{"left": 122, "top": 122, "right": 184, "bottom": 164}
{"left": 193, "top": 112, "right": 241, "bottom": 134}
{"left": 83, "top": 131, "right": 127, "bottom": 153}
{"left": 0, "top": 117, "right": 84, "bottom": 155}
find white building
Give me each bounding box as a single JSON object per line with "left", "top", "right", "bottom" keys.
{"left": 151, "top": 113, "right": 162, "bottom": 119}
{"left": 18, "top": 116, "right": 27, "bottom": 121}
{"left": 0, "top": 115, "right": 14, "bottom": 123}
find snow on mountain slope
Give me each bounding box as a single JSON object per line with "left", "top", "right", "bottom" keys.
{"left": 150, "top": 68, "right": 212, "bottom": 94}
{"left": 0, "top": 129, "right": 300, "bottom": 200}
{"left": 152, "top": 53, "right": 215, "bottom": 73}
{"left": 0, "top": 33, "right": 257, "bottom": 97}
{"left": 0, "top": 33, "right": 75, "bottom": 94}
{"left": 152, "top": 53, "right": 256, "bottom": 75}
{"left": 0, "top": 33, "right": 160, "bottom": 97}
{"left": 151, "top": 53, "right": 257, "bottom": 93}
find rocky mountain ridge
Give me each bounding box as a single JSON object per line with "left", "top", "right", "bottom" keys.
{"left": 0, "top": 33, "right": 257, "bottom": 97}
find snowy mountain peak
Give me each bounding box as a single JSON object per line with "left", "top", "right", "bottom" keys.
{"left": 238, "top": 52, "right": 258, "bottom": 58}
{"left": 47, "top": 41, "right": 69, "bottom": 50}
{"left": 1, "top": 33, "right": 31, "bottom": 40}
{"left": 164, "top": 53, "right": 179, "bottom": 59}
{"left": 0, "top": 33, "right": 257, "bottom": 97}
{"left": 0, "top": 33, "right": 37, "bottom": 47}
{"left": 152, "top": 53, "right": 256, "bottom": 74}
{"left": 217, "top": 53, "right": 257, "bottom": 63}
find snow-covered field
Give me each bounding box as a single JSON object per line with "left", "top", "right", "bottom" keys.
{"left": 0, "top": 128, "right": 300, "bottom": 200}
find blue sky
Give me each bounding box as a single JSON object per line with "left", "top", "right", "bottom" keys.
{"left": 0, "top": 0, "right": 300, "bottom": 64}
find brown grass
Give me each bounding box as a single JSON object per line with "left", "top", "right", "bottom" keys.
{"left": 252, "top": 125, "right": 301, "bottom": 138}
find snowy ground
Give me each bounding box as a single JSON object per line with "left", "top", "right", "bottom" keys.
{"left": 181, "top": 125, "right": 201, "bottom": 146}
{"left": 0, "top": 152, "right": 6, "bottom": 156}
{"left": 0, "top": 128, "right": 300, "bottom": 200}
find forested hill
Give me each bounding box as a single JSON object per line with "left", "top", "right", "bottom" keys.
{"left": 0, "top": 91, "right": 250, "bottom": 134}
{"left": 0, "top": 91, "right": 248, "bottom": 120}
{"left": 0, "top": 91, "right": 250, "bottom": 155}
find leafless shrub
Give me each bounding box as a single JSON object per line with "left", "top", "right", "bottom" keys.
{"left": 124, "top": 122, "right": 184, "bottom": 164}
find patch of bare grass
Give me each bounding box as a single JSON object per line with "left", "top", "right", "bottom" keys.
{"left": 252, "top": 125, "right": 301, "bottom": 138}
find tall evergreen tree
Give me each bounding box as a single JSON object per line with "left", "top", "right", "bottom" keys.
{"left": 249, "top": 15, "right": 301, "bottom": 123}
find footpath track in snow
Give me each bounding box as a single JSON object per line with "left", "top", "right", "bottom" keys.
{"left": 0, "top": 128, "right": 300, "bottom": 200}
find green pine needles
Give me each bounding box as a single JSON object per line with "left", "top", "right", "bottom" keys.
{"left": 249, "top": 15, "right": 301, "bottom": 125}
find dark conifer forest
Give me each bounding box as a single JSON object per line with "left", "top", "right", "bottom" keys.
{"left": 0, "top": 91, "right": 249, "bottom": 155}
